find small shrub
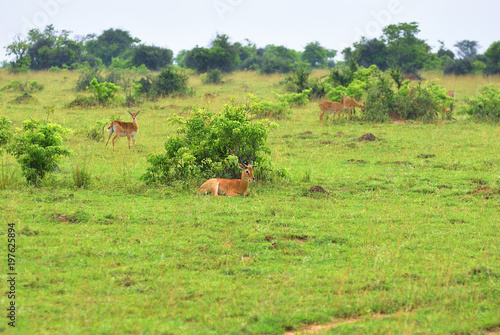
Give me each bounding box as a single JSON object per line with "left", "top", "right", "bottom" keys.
{"left": 87, "top": 78, "right": 120, "bottom": 105}
{"left": 151, "top": 66, "right": 191, "bottom": 97}
{"left": 7, "top": 119, "right": 70, "bottom": 186}
{"left": 67, "top": 95, "right": 98, "bottom": 108}
{"left": 246, "top": 94, "right": 290, "bottom": 119}
{"left": 461, "top": 86, "right": 500, "bottom": 122}
{"left": 11, "top": 92, "right": 38, "bottom": 105}
{"left": 142, "top": 104, "right": 281, "bottom": 185}
{"left": 201, "top": 69, "right": 224, "bottom": 84}
{"left": 76, "top": 68, "right": 104, "bottom": 91}
{"left": 276, "top": 89, "right": 311, "bottom": 107}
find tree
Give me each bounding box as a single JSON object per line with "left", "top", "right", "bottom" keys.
{"left": 484, "top": 41, "right": 500, "bottom": 74}
{"left": 382, "top": 22, "right": 431, "bottom": 75}
{"left": 184, "top": 34, "right": 240, "bottom": 73}
{"left": 5, "top": 39, "right": 31, "bottom": 71}
{"left": 352, "top": 37, "right": 388, "bottom": 70}
{"left": 132, "top": 45, "right": 173, "bottom": 70}
{"left": 85, "top": 28, "right": 140, "bottom": 66}
{"left": 454, "top": 40, "right": 480, "bottom": 59}
{"left": 302, "top": 41, "right": 335, "bottom": 68}
{"left": 437, "top": 40, "right": 455, "bottom": 59}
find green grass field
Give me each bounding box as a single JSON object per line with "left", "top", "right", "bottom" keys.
{"left": 0, "top": 69, "right": 499, "bottom": 334}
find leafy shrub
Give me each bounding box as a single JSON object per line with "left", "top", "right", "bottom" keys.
{"left": 76, "top": 68, "right": 104, "bottom": 91}
{"left": 87, "top": 78, "right": 120, "bottom": 105}
{"left": 142, "top": 104, "right": 282, "bottom": 185}
{"left": 67, "top": 95, "right": 98, "bottom": 108}
{"left": 285, "top": 64, "right": 312, "bottom": 92}
{"left": 276, "top": 89, "right": 311, "bottom": 107}
{"left": 364, "top": 73, "right": 452, "bottom": 122}
{"left": 7, "top": 119, "right": 70, "bottom": 186}
{"left": 10, "top": 92, "right": 38, "bottom": 105}
{"left": 201, "top": 69, "right": 224, "bottom": 84}
{"left": 246, "top": 94, "right": 290, "bottom": 119}
{"left": 2, "top": 80, "right": 44, "bottom": 93}
{"left": 139, "top": 66, "right": 191, "bottom": 98}
{"left": 461, "top": 86, "right": 500, "bottom": 122}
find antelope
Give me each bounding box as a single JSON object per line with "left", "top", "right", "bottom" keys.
{"left": 319, "top": 101, "right": 345, "bottom": 122}
{"left": 204, "top": 93, "right": 219, "bottom": 100}
{"left": 197, "top": 157, "right": 255, "bottom": 197}
{"left": 105, "top": 110, "right": 140, "bottom": 151}
{"left": 340, "top": 94, "right": 365, "bottom": 119}
{"left": 447, "top": 90, "right": 455, "bottom": 112}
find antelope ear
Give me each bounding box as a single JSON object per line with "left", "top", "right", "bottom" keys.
{"left": 128, "top": 111, "right": 133, "bottom": 116}
{"left": 238, "top": 163, "right": 245, "bottom": 170}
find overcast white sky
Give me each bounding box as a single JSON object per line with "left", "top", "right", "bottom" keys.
{"left": 1, "top": 0, "right": 499, "bottom": 62}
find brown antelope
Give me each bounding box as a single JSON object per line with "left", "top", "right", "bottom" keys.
{"left": 204, "top": 93, "right": 219, "bottom": 100}
{"left": 105, "top": 110, "right": 140, "bottom": 151}
{"left": 319, "top": 101, "right": 345, "bottom": 122}
{"left": 197, "top": 157, "right": 255, "bottom": 197}
{"left": 340, "top": 94, "right": 365, "bottom": 119}
{"left": 446, "top": 90, "right": 455, "bottom": 112}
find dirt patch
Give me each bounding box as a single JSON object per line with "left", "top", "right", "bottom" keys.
{"left": 347, "top": 159, "right": 368, "bottom": 164}
{"left": 285, "top": 313, "right": 401, "bottom": 335}
{"left": 309, "top": 185, "right": 329, "bottom": 194}
{"left": 299, "top": 131, "right": 313, "bottom": 135}
{"left": 417, "top": 154, "right": 436, "bottom": 159}
{"left": 335, "top": 131, "right": 344, "bottom": 136}
{"left": 357, "top": 133, "right": 377, "bottom": 141}
{"left": 473, "top": 186, "right": 491, "bottom": 193}
{"left": 319, "top": 141, "right": 333, "bottom": 145}
{"left": 167, "top": 104, "right": 181, "bottom": 109}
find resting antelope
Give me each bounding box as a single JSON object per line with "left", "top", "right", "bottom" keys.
{"left": 105, "top": 110, "right": 140, "bottom": 151}
{"left": 340, "top": 94, "right": 365, "bottom": 118}
{"left": 319, "top": 101, "right": 345, "bottom": 122}
{"left": 197, "top": 157, "right": 255, "bottom": 197}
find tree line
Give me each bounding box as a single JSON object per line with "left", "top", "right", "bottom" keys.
{"left": 4, "top": 22, "right": 500, "bottom": 75}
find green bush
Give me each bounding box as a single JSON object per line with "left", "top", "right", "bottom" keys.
{"left": 76, "top": 68, "right": 104, "bottom": 91}
{"left": 246, "top": 94, "right": 290, "bottom": 119}
{"left": 142, "top": 103, "right": 282, "bottom": 185}
{"left": 7, "top": 119, "right": 70, "bottom": 186}
{"left": 276, "top": 89, "right": 311, "bottom": 107}
{"left": 87, "top": 78, "right": 120, "bottom": 105}
{"left": 152, "top": 66, "right": 190, "bottom": 97}
{"left": 201, "top": 69, "right": 224, "bottom": 84}
{"left": 462, "top": 86, "right": 500, "bottom": 122}
{"left": 73, "top": 164, "right": 92, "bottom": 188}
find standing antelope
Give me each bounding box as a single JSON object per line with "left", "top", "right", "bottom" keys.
{"left": 319, "top": 101, "right": 345, "bottom": 122}
{"left": 197, "top": 157, "right": 255, "bottom": 197}
{"left": 105, "top": 110, "right": 140, "bottom": 151}
{"left": 340, "top": 94, "right": 365, "bottom": 119}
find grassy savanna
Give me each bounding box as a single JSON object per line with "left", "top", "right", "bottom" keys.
{"left": 0, "top": 68, "right": 499, "bottom": 334}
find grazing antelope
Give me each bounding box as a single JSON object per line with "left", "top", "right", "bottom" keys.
{"left": 105, "top": 110, "right": 140, "bottom": 151}
{"left": 340, "top": 94, "right": 365, "bottom": 119}
{"left": 197, "top": 157, "right": 255, "bottom": 197}
{"left": 319, "top": 101, "right": 345, "bottom": 122}
{"left": 204, "top": 93, "right": 219, "bottom": 100}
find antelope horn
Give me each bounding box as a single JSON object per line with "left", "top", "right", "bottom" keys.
{"left": 247, "top": 156, "right": 253, "bottom": 167}
{"left": 238, "top": 155, "right": 247, "bottom": 168}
